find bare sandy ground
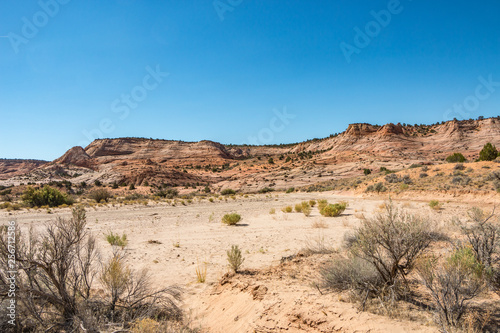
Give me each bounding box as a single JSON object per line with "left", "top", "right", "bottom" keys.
{"left": 1, "top": 192, "right": 497, "bottom": 332}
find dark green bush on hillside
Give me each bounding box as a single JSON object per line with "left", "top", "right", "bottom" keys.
{"left": 221, "top": 189, "right": 236, "bottom": 195}
{"left": 155, "top": 188, "right": 178, "bottom": 199}
{"left": 258, "top": 187, "right": 274, "bottom": 194}
{"left": 446, "top": 153, "right": 466, "bottom": 163}
{"left": 479, "top": 143, "right": 498, "bottom": 161}
{"left": 89, "top": 188, "right": 112, "bottom": 203}
{"left": 22, "top": 186, "right": 73, "bottom": 207}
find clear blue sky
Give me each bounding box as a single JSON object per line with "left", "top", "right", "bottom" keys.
{"left": 1, "top": 0, "right": 500, "bottom": 160}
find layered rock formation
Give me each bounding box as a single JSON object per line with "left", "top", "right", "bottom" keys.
{"left": 2, "top": 117, "right": 499, "bottom": 189}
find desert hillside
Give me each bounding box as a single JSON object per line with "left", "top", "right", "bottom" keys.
{"left": 2, "top": 117, "right": 500, "bottom": 192}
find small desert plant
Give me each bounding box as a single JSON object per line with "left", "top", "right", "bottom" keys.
{"left": 286, "top": 187, "right": 295, "bottom": 193}
{"left": 454, "top": 163, "right": 465, "bottom": 170}
{"left": 452, "top": 175, "right": 471, "bottom": 186}
{"left": 294, "top": 203, "right": 303, "bottom": 213}
{"left": 385, "top": 173, "right": 401, "bottom": 183}
{"left": 196, "top": 262, "right": 207, "bottom": 283}
{"left": 222, "top": 213, "right": 241, "bottom": 225}
{"left": 105, "top": 231, "right": 128, "bottom": 248}
{"left": 155, "top": 188, "right": 178, "bottom": 199}
{"left": 418, "top": 247, "right": 487, "bottom": 329}
{"left": 227, "top": 245, "right": 245, "bottom": 273}
{"left": 309, "top": 200, "right": 316, "bottom": 207}
{"left": 221, "top": 188, "right": 236, "bottom": 195}
{"left": 311, "top": 219, "right": 328, "bottom": 228}
{"left": 320, "top": 202, "right": 346, "bottom": 217}
{"left": 282, "top": 206, "right": 293, "bottom": 213}
{"left": 374, "top": 182, "right": 387, "bottom": 193}
{"left": 302, "top": 204, "right": 312, "bottom": 217}
{"left": 303, "top": 235, "right": 334, "bottom": 255}
{"left": 363, "top": 168, "right": 371, "bottom": 175}
{"left": 429, "top": 200, "right": 441, "bottom": 210}
{"left": 89, "top": 188, "right": 112, "bottom": 203}
{"left": 259, "top": 187, "right": 274, "bottom": 193}
{"left": 269, "top": 208, "right": 276, "bottom": 214}
{"left": 130, "top": 318, "right": 160, "bottom": 333}
{"left": 317, "top": 199, "right": 328, "bottom": 211}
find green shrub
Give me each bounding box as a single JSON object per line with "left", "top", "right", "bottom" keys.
{"left": 221, "top": 189, "right": 236, "bottom": 196}
{"left": 317, "top": 199, "right": 328, "bottom": 211}
{"left": 363, "top": 168, "right": 371, "bottom": 175}
{"left": 227, "top": 245, "right": 245, "bottom": 273}
{"left": 258, "top": 187, "right": 274, "bottom": 194}
{"left": 294, "top": 203, "right": 303, "bottom": 213}
{"left": 155, "top": 188, "right": 178, "bottom": 199}
{"left": 22, "top": 185, "right": 72, "bottom": 208}
{"left": 429, "top": 200, "right": 441, "bottom": 210}
{"left": 222, "top": 213, "right": 241, "bottom": 225}
{"left": 89, "top": 189, "right": 112, "bottom": 203}
{"left": 302, "top": 204, "right": 312, "bottom": 217}
{"left": 479, "top": 142, "right": 498, "bottom": 161}
{"left": 286, "top": 187, "right": 295, "bottom": 193}
{"left": 282, "top": 206, "right": 292, "bottom": 213}
{"left": 129, "top": 184, "right": 135, "bottom": 190}
{"left": 446, "top": 153, "right": 466, "bottom": 163}
{"left": 309, "top": 200, "right": 316, "bottom": 207}
{"left": 320, "top": 202, "right": 347, "bottom": 217}
{"left": 105, "top": 231, "right": 128, "bottom": 248}
{"left": 374, "top": 182, "right": 387, "bottom": 193}
{"left": 268, "top": 157, "right": 274, "bottom": 164}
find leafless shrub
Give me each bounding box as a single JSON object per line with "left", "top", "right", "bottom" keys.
{"left": 417, "top": 247, "right": 487, "bottom": 330}
{"left": 351, "top": 201, "right": 433, "bottom": 292}
{"left": 320, "top": 256, "right": 384, "bottom": 303}
{"left": 458, "top": 207, "right": 499, "bottom": 269}
{"left": 0, "top": 206, "right": 100, "bottom": 331}
{"left": 302, "top": 235, "right": 335, "bottom": 255}
{"left": 0, "top": 207, "right": 181, "bottom": 332}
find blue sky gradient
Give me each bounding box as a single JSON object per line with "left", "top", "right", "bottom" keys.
{"left": 1, "top": 0, "right": 500, "bottom": 160}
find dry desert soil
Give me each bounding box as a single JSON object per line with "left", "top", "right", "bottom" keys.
{"left": 2, "top": 191, "right": 499, "bottom": 332}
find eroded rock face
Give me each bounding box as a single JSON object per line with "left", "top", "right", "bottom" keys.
{"left": 53, "top": 146, "right": 92, "bottom": 168}
{"left": 0, "top": 159, "right": 48, "bottom": 180}
{"left": 3, "top": 117, "right": 500, "bottom": 188}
